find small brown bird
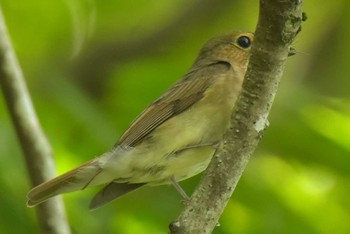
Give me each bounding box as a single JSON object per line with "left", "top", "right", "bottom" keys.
{"left": 27, "top": 31, "right": 254, "bottom": 209}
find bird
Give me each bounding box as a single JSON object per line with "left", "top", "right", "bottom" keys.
{"left": 27, "top": 31, "right": 254, "bottom": 210}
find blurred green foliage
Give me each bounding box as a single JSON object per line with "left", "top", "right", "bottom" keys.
{"left": 1, "top": 0, "right": 349, "bottom": 233}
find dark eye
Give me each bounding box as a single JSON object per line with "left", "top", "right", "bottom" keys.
{"left": 236, "top": 36, "right": 251, "bottom": 48}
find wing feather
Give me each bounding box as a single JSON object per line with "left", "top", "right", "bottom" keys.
{"left": 117, "top": 61, "right": 230, "bottom": 147}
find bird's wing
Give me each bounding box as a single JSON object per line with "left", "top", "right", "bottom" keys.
{"left": 117, "top": 61, "right": 230, "bottom": 147}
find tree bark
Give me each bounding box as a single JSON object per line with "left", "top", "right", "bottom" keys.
{"left": 169, "top": 0, "right": 304, "bottom": 233}
{"left": 0, "top": 6, "right": 71, "bottom": 234}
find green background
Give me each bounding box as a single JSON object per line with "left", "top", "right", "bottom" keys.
{"left": 0, "top": 0, "right": 349, "bottom": 233}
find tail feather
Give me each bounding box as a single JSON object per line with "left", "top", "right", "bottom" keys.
{"left": 27, "top": 158, "right": 102, "bottom": 207}
{"left": 89, "top": 182, "right": 145, "bottom": 210}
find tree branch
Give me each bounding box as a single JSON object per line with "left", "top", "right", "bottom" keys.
{"left": 169, "top": 0, "right": 303, "bottom": 233}
{"left": 0, "top": 6, "right": 71, "bottom": 234}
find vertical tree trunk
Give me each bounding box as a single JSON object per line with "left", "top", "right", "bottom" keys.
{"left": 169, "top": 0, "right": 304, "bottom": 233}
{"left": 0, "top": 5, "right": 71, "bottom": 234}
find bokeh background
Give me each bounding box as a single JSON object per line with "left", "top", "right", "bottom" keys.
{"left": 1, "top": 0, "right": 349, "bottom": 233}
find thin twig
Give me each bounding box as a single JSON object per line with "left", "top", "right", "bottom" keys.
{"left": 0, "top": 6, "right": 71, "bottom": 234}
{"left": 169, "top": 0, "right": 304, "bottom": 233}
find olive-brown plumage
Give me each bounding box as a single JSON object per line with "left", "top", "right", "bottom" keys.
{"left": 27, "top": 32, "right": 254, "bottom": 209}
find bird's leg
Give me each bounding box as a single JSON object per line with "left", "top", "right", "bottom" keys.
{"left": 171, "top": 141, "right": 219, "bottom": 156}
{"left": 170, "top": 176, "right": 190, "bottom": 204}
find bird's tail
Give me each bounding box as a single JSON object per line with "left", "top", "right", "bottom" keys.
{"left": 27, "top": 158, "right": 103, "bottom": 207}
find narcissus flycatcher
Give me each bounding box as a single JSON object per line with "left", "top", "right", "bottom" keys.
{"left": 27, "top": 31, "right": 254, "bottom": 210}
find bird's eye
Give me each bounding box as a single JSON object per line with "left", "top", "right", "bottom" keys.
{"left": 236, "top": 36, "right": 251, "bottom": 49}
